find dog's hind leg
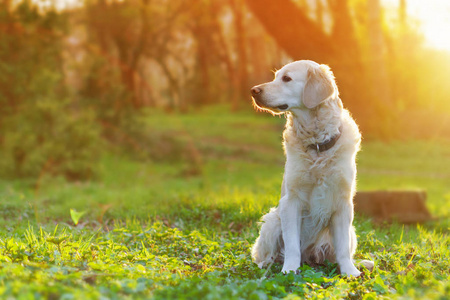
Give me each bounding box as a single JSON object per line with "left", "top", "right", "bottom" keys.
{"left": 252, "top": 207, "right": 283, "bottom": 268}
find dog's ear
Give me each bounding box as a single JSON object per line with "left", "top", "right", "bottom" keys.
{"left": 302, "top": 64, "right": 336, "bottom": 109}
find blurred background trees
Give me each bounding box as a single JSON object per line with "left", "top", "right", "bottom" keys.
{"left": 1, "top": 0, "right": 449, "bottom": 180}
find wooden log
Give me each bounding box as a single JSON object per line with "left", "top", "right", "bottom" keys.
{"left": 354, "top": 190, "right": 433, "bottom": 223}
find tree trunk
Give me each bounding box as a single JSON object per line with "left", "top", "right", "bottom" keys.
{"left": 328, "top": 0, "right": 361, "bottom": 64}
{"left": 191, "top": 21, "right": 212, "bottom": 105}
{"left": 230, "top": 0, "right": 249, "bottom": 110}
{"left": 316, "top": 0, "right": 324, "bottom": 30}
{"left": 244, "top": 0, "right": 338, "bottom": 61}
{"left": 366, "top": 0, "right": 395, "bottom": 137}
{"left": 367, "top": 0, "right": 392, "bottom": 103}
{"left": 399, "top": 0, "right": 406, "bottom": 26}
{"left": 326, "top": 0, "right": 367, "bottom": 118}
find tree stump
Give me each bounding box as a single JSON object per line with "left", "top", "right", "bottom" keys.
{"left": 354, "top": 190, "right": 433, "bottom": 223}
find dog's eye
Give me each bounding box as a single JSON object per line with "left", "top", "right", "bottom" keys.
{"left": 282, "top": 75, "right": 292, "bottom": 82}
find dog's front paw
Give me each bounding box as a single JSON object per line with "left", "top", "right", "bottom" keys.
{"left": 281, "top": 262, "right": 300, "bottom": 274}
{"left": 340, "top": 264, "right": 361, "bottom": 277}
{"left": 281, "top": 267, "right": 298, "bottom": 274}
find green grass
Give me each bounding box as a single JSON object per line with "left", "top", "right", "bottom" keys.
{"left": 1, "top": 106, "right": 449, "bottom": 299}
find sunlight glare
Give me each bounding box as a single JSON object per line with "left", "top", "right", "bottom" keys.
{"left": 384, "top": 0, "right": 450, "bottom": 51}
{"left": 412, "top": 1, "right": 450, "bottom": 50}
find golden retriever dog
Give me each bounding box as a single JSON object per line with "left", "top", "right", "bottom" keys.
{"left": 250, "top": 60, "right": 373, "bottom": 276}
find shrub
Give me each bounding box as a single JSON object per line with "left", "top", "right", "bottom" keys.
{"left": 0, "top": 1, "right": 102, "bottom": 181}
{"left": 0, "top": 96, "right": 103, "bottom": 180}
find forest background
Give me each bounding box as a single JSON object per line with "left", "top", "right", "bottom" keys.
{"left": 1, "top": 0, "right": 450, "bottom": 298}
{"left": 1, "top": 0, "right": 450, "bottom": 181}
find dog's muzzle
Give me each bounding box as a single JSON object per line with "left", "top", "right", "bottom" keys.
{"left": 251, "top": 86, "right": 289, "bottom": 111}
{"left": 251, "top": 86, "right": 266, "bottom": 107}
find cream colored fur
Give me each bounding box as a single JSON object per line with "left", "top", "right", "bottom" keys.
{"left": 250, "top": 60, "right": 373, "bottom": 276}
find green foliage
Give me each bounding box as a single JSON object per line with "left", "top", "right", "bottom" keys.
{"left": 0, "top": 219, "right": 449, "bottom": 299}
{"left": 0, "top": 1, "right": 103, "bottom": 181}
{"left": 70, "top": 209, "right": 86, "bottom": 225}
{"left": 0, "top": 97, "right": 102, "bottom": 180}
{"left": 0, "top": 110, "right": 449, "bottom": 298}
{"left": 0, "top": 1, "right": 65, "bottom": 108}
{"left": 78, "top": 48, "right": 129, "bottom": 123}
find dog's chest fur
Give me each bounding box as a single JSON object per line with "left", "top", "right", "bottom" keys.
{"left": 282, "top": 104, "right": 341, "bottom": 187}
{"left": 283, "top": 134, "right": 338, "bottom": 212}
{"left": 281, "top": 100, "right": 360, "bottom": 218}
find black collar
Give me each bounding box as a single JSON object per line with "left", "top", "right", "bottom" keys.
{"left": 308, "top": 126, "right": 342, "bottom": 154}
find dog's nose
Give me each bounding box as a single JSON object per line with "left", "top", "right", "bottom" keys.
{"left": 251, "top": 86, "right": 262, "bottom": 96}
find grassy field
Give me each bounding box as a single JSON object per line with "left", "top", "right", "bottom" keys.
{"left": 1, "top": 106, "right": 449, "bottom": 299}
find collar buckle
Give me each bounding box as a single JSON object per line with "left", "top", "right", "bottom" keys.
{"left": 309, "top": 125, "right": 343, "bottom": 154}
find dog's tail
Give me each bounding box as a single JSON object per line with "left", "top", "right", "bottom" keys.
{"left": 251, "top": 207, "right": 283, "bottom": 268}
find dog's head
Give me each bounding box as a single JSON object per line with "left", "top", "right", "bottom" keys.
{"left": 251, "top": 60, "right": 338, "bottom": 114}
